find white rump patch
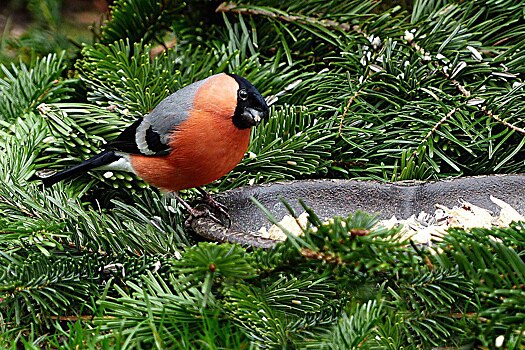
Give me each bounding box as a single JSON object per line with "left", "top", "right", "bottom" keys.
{"left": 95, "top": 156, "right": 134, "bottom": 173}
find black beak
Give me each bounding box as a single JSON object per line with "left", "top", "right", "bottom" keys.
{"left": 242, "top": 107, "right": 267, "bottom": 127}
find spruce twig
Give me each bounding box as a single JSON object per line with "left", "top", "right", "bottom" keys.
{"left": 487, "top": 111, "right": 525, "bottom": 135}
{"left": 216, "top": 2, "right": 353, "bottom": 32}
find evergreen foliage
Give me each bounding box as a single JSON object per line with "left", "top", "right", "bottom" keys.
{"left": 99, "top": 0, "right": 185, "bottom": 45}
{"left": 1, "top": 0, "right": 525, "bottom": 348}
{"left": 2, "top": 0, "right": 90, "bottom": 64}
{"left": 0, "top": 53, "right": 75, "bottom": 122}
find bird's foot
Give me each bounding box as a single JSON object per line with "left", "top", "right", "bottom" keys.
{"left": 197, "top": 189, "right": 231, "bottom": 228}
{"left": 184, "top": 206, "right": 208, "bottom": 227}
{"left": 172, "top": 190, "right": 231, "bottom": 228}
{"left": 185, "top": 205, "right": 228, "bottom": 228}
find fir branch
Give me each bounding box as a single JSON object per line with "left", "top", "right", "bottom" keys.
{"left": 97, "top": 272, "right": 211, "bottom": 348}
{"left": 217, "top": 2, "right": 354, "bottom": 32}
{"left": 100, "top": 0, "right": 185, "bottom": 45}
{"left": 225, "top": 275, "right": 340, "bottom": 347}
{"left": 0, "top": 254, "right": 101, "bottom": 328}
{"left": 413, "top": 107, "right": 459, "bottom": 158}
{"left": 338, "top": 86, "right": 364, "bottom": 136}
{"left": 431, "top": 224, "right": 525, "bottom": 347}
{"left": 385, "top": 268, "right": 476, "bottom": 346}
{"left": 487, "top": 111, "right": 525, "bottom": 136}
{"left": 0, "top": 52, "right": 75, "bottom": 122}
{"left": 302, "top": 300, "right": 383, "bottom": 349}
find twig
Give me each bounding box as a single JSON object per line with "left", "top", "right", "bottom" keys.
{"left": 338, "top": 87, "right": 364, "bottom": 136}
{"left": 486, "top": 110, "right": 525, "bottom": 135}
{"left": 449, "top": 312, "right": 483, "bottom": 320}
{"left": 442, "top": 63, "right": 525, "bottom": 135}
{"left": 440, "top": 68, "right": 470, "bottom": 97}
{"left": 50, "top": 315, "right": 96, "bottom": 321}
{"left": 406, "top": 34, "right": 471, "bottom": 98}
{"left": 216, "top": 2, "right": 353, "bottom": 32}
{"left": 300, "top": 248, "right": 343, "bottom": 264}
{"left": 422, "top": 107, "right": 457, "bottom": 144}
{"left": 412, "top": 107, "right": 458, "bottom": 158}
{"left": 0, "top": 196, "right": 37, "bottom": 218}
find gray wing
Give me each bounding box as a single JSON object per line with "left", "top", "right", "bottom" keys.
{"left": 107, "top": 78, "right": 207, "bottom": 155}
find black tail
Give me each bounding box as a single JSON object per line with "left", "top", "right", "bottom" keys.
{"left": 41, "top": 151, "right": 120, "bottom": 187}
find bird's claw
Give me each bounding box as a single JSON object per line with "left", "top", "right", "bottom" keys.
{"left": 185, "top": 205, "right": 231, "bottom": 228}
{"left": 199, "top": 192, "right": 232, "bottom": 228}
{"left": 202, "top": 194, "right": 228, "bottom": 211}
{"left": 204, "top": 202, "right": 231, "bottom": 228}
{"left": 174, "top": 190, "right": 231, "bottom": 228}
{"left": 184, "top": 207, "right": 208, "bottom": 228}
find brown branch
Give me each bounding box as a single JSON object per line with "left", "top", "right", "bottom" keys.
{"left": 487, "top": 111, "right": 525, "bottom": 135}
{"left": 50, "top": 315, "right": 96, "bottom": 322}
{"left": 449, "top": 312, "right": 482, "bottom": 320}
{"left": 216, "top": 2, "right": 353, "bottom": 32}
{"left": 439, "top": 66, "right": 470, "bottom": 98}
{"left": 338, "top": 87, "right": 364, "bottom": 136}
{"left": 412, "top": 107, "right": 458, "bottom": 158}
{"left": 422, "top": 107, "right": 457, "bottom": 144}
{"left": 0, "top": 196, "right": 37, "bottom": 218}
{"left": 300, "top": 248, "right": 343, "bottom": 264}
{"left": 441, "top": 66, "right": 525, "bottom": 135}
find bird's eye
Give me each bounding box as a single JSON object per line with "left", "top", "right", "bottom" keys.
{"left": 238, "top": 89, "right": 248, "bottom": 101}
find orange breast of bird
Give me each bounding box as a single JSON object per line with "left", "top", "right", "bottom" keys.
{"left": 130, "top": 74, "right": 251, "bottom": 192}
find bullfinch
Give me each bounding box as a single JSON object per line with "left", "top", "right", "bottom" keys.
{"left": 41, "top": 73, "right": 269, "bottom": 223}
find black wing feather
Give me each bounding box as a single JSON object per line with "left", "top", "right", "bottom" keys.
{"left": 105, "top": 118, "right": 143, "bottom": 153}
{"left": 145, "top": 125, "right": 171, "bottom": 154}
{"left": 105, "top": 118, "right": 170, "bottom": 155}
{"left": 41, "top": 151, "right": 119, "bottom": 187}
